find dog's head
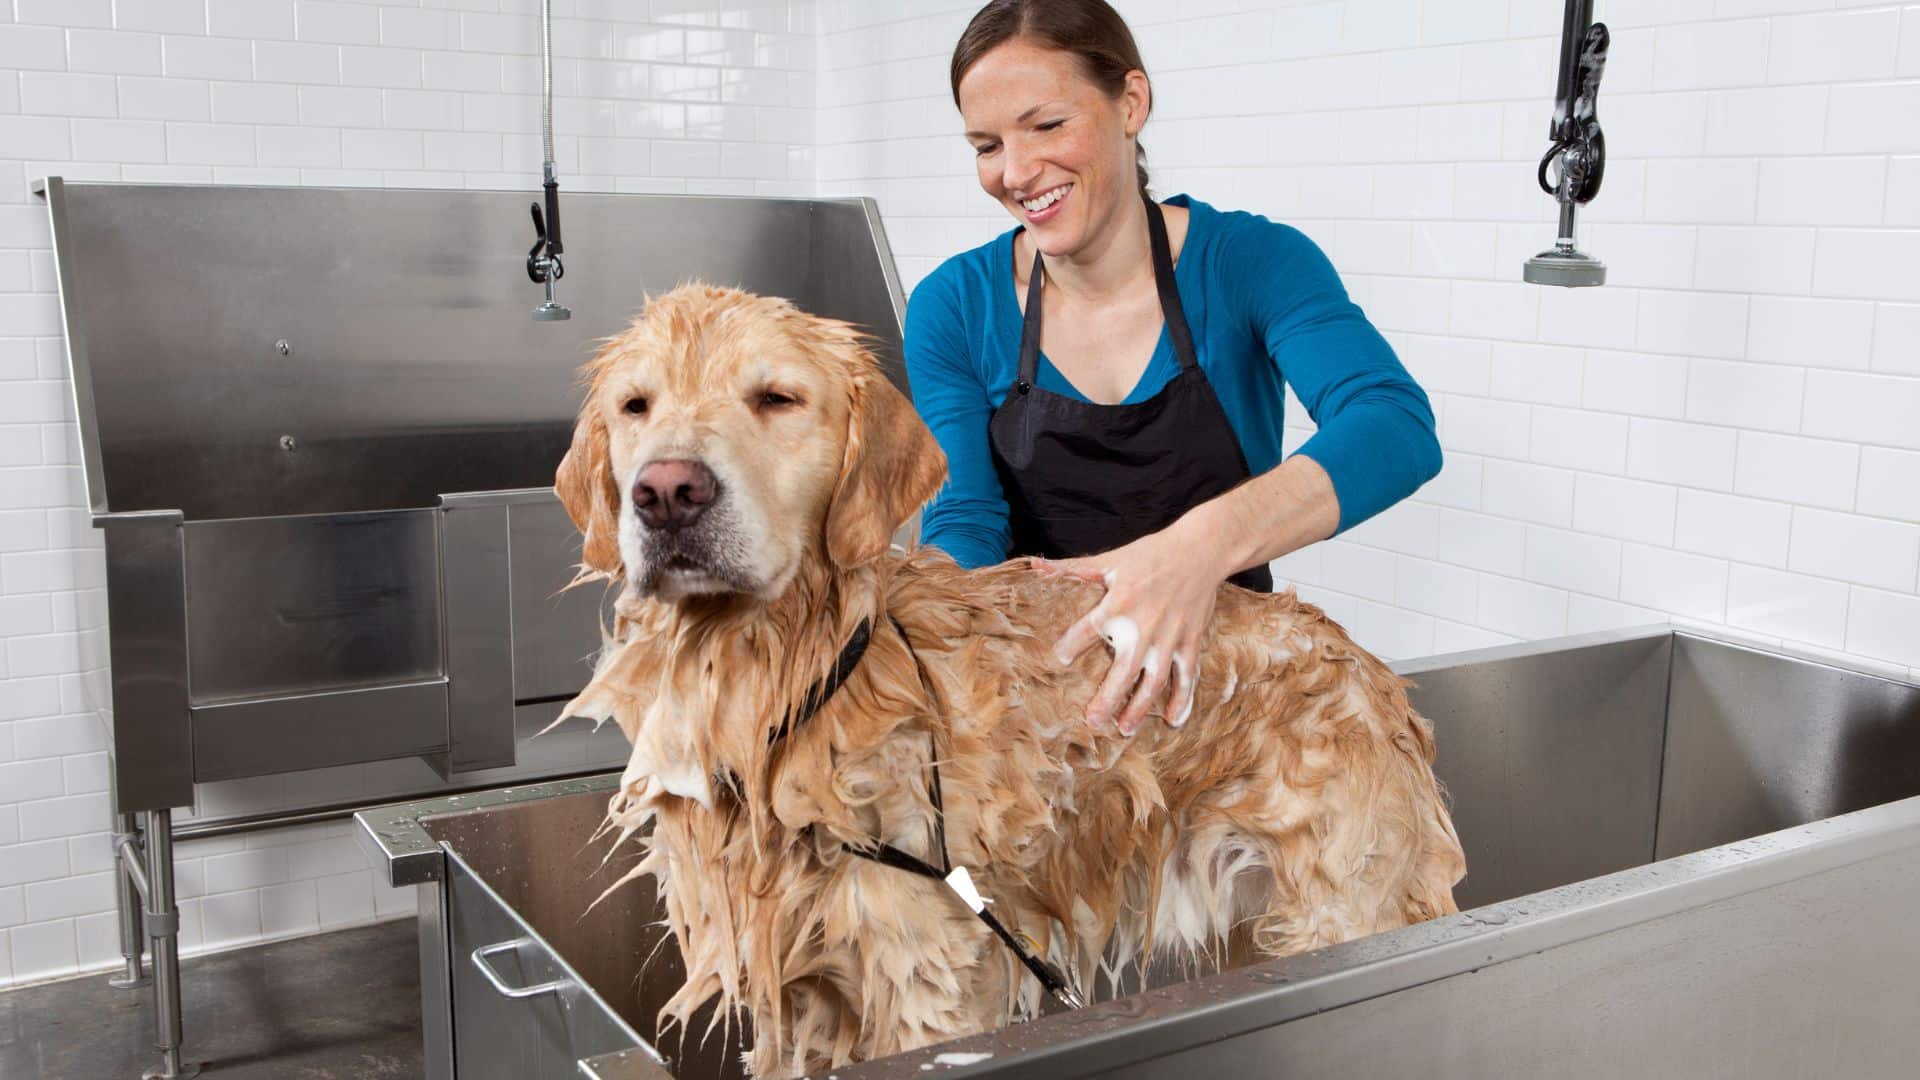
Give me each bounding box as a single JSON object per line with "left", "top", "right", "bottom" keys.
{"left": 555, "top": 283, "right": 947, "bottom": 603}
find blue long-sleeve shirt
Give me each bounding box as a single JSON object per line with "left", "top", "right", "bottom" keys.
{"left": 902, "top": 193, "right": 1441, "bottom": 571}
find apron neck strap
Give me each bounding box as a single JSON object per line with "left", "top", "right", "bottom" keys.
{"left": 1016, "top": 193, "right": 1199, "bottom": 391}
{"left": 1143, "top": 193, "right": 1199, "bottom": 373}
{"left": 1016, "top": 242, "right": 1046, "bottom": 391}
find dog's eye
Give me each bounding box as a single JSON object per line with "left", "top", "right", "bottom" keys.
{"left": 756, "top": 390, "right": 801, "bottom": 411}
{"left": 623, "top": 396, "right": 648, "bottom": 416}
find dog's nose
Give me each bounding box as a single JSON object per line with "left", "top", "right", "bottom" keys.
{"left": 633, "top": 459, "right": 718, "bottom": 530}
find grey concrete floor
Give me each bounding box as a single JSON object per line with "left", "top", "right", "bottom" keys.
{"left": 0, "top": 919, "right": 421, "bottom": 1079}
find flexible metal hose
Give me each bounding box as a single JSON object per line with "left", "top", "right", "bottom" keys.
{"left": 541, "top": 0, "right": 556, "bottom": 168}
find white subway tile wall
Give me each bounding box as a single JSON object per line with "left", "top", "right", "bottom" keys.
{"left": 808, "top": 0, "right": 1920, "bottom": 672}
{"left": 0, "top": 0, "right": 817, "bottom": 990}
{"left": 4, "top": 0, "right": 1919, "bottom": 991}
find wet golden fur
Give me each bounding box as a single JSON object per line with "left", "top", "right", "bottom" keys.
{"left": 555, "top": 284, "right": 1466, "bottom": 1077}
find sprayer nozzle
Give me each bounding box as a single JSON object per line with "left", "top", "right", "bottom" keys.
{"left": 533, "top": 301, "right": 572, "bottom": 321}
{"left": 1523, "top": 247, "right": 1606, "bottom": 287}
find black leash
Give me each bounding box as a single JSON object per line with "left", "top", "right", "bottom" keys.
{"left": 774, "top": 612, "right": 1084, "bottom": 1010}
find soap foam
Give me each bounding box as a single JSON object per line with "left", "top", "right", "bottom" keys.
{"left": 1100, "top": 615, "right": 1140, "bottom": 666}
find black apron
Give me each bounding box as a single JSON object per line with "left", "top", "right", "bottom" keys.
{"left": 988, "top": 195, "right": 1274, "bottom": 593}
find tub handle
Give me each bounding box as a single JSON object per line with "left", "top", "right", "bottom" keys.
{"left": 471, "top": 937, "right": 572, "bottom": 1000}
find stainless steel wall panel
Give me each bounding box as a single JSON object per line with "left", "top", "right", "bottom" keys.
{"left": 506, "top": 496, "right": 609, "bottom": 705}
{"left": 1397, "top": 628, "right": 1672, "bottom": 910}
{"left": 41, "top": 176, "right": 110, "bottom": 518}
{"left": 189, "top": 679, "right": 447, "bottom": 782}
{"left": 183, "top": 511, "right": 441, "bottom": 704}
{"left": 194, "top": 704, "right": 622, "bottom": 835}
{"left": 101, "top": 512, "right": 193, "bottom": 812}
{"left": 446, "top": 851, "right": 657, "bottom": 1079}
{"left": 804, "top": 198, "right": 908, "bottom": 385}
{"left": 440, "top": 494, "right": 515, "bottom": 775}
{"left": 1656, "top": 633, "right": 1920, "bottom": 860}
{"left": 425, "top": 790, "right": 746, "bottom": 1078}
{"left": 43, "top": 179, "right": 906, "bottom": 523}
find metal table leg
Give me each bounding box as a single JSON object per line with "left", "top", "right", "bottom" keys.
{"left": 142, "top": 808, "right": 201, "bottom": 1080}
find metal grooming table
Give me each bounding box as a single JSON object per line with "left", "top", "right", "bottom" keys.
{"left": 41, "top": 178, "right": 908, "bottom": 1078}
{"left": 358, "top": 625, "right": 1920, "bottom": 1078}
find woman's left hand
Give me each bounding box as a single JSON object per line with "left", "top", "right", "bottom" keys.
{"left": 1031, "top": 526, "right": 1227, "bottom": 737}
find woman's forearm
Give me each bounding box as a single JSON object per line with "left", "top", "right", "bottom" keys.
{"left": 1173, "top": 453, "right": 1341, "bottom": 580}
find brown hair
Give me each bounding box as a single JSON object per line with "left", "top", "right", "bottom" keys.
{"left": 950, "top": 0, "right": 1153, "bottom": 196}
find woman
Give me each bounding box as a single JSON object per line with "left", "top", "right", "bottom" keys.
{"left": 903, "top": 0, "right": 1441, "bottom": 739}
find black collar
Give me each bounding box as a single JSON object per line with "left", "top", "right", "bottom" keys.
{"left": 769, "top": 616, "right": 873, "bottom": 746}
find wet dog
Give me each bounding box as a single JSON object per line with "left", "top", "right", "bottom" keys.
{"left": 556, "top": 283, "right": 1466, "bottom": 1077}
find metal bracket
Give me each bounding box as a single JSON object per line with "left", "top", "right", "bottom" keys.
{"left": 115, "top": 833, "right": 152, "bottom": 904}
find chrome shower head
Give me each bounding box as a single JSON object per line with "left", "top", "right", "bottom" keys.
{"left": 1524, "top": 248, "right": 1606, "bottom": 288}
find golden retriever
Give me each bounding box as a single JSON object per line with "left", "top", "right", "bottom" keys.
{"left": 555, "top": 283, "right": 1466, "bottom": 1078}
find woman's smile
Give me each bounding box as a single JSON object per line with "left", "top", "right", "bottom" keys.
{"left": 1021, "top": 182, "right": 1073, "bottom": 224}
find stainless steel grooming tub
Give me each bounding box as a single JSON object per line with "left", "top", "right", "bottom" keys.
{"left": 358, "top": 624, "right": 1920, "bottom": 1078}
{"left": 41, "top": 178, "right": 908, "bottom": 1078}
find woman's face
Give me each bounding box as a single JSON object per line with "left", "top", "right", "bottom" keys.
{"left": 957, "top": 38, "right": 1148, "bottom": 257}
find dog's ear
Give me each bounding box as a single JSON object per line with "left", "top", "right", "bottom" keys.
{"left": 824, "top": 363, "right": 948, "bottom": 569}
{"left": 555, "top": 392, "right": 624, "bottom": 582}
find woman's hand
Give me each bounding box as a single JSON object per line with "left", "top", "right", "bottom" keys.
{"left": 1030, "top": 457, "right": 1339, "bottom": 737}
{"left": 1031, "top": 523, "right": 1229, "bottom": 737}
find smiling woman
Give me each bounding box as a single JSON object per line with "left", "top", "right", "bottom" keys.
{"left": 903, "top": 0, "right": 1445, "bottom": 738}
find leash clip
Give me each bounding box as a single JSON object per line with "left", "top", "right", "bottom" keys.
{"left": 944, "top": 865, "right": 989, "bottom": 913}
